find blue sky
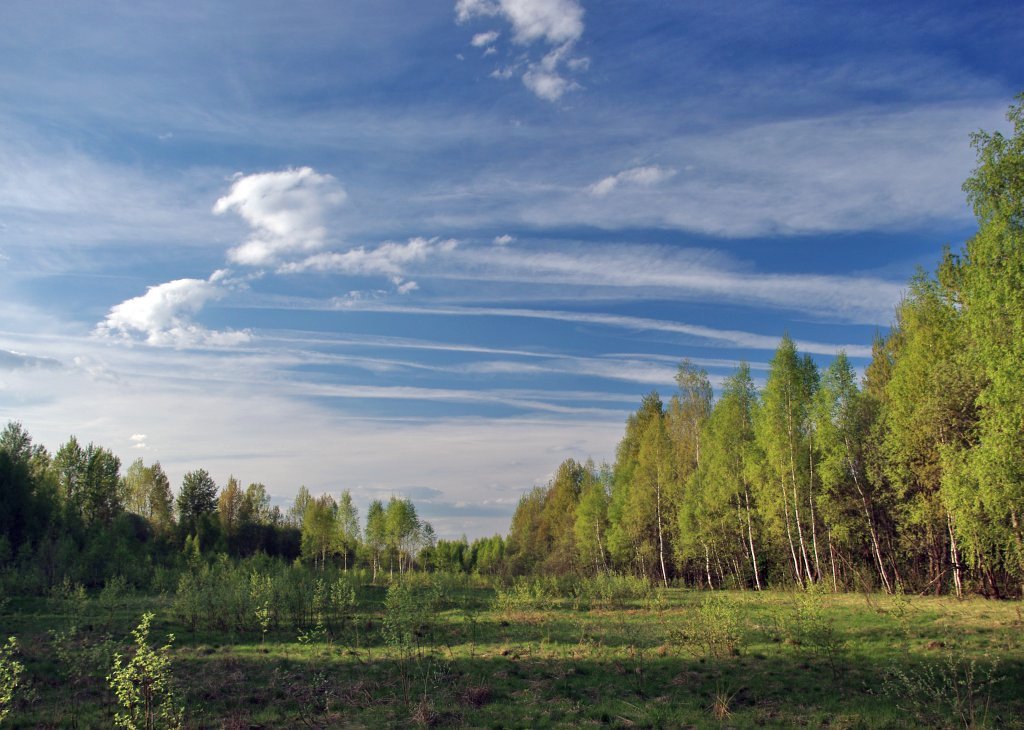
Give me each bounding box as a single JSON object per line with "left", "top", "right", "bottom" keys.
{"left": 1, "top": 0, "right": 1020, "bottom": 538}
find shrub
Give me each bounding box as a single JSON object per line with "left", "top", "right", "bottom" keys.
{"left": 0, "top": 636, "right": 25, "bottom": 724}
{"left": 108, "top": 613, "right": 183, "bottom": 730}
{"left": 671, "top": 592, "right": 742, "bottom": 659}
{"left": 572, "top": 573, "right": 652, "bottom": 610}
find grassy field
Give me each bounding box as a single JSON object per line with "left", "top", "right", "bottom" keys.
{"left": 3, "top": 578, "right": 1023, "bottom": 729}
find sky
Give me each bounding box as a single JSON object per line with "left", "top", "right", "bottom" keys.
{"left": 1, "top": 0, "right": 1021, "bottom": 539}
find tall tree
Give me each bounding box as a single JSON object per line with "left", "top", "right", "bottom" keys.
{"left": 365, "top": 499, "right": 387, "bottom": 580}
{"left": 218, "top": 476, "right": 244, "bottom": 539}
{"left": 240, "top": 482, "right": 272, "bottom": 526}
{"left": 301, "top": 494, "right": 337, "bottom": 569}
{"left": 955, "top": 95, "right": 1024, "bottom": 589}
{"left": 384, "top": 497, "right": 420, "bottom": 574}
{"left": 681, "top": 364, "right": 762, "bottom": 590}
{"left": 177, "top": 469, "right": 218, "bottom": 538}
{"left": 608, "top": 392, "right": 666, "bottom": 577}
{"left": 288, "top": 486, "right": 313, "bottom": 528}
{"left": 574, "top": 463, "right": 612, "bottom": 575}
{"left": 756, "top": 336, "right": 818, "bottom": 586}
{"left": 335, "top": 490, "right": 360, "bottom": 571}
{"left": 813, "top": 353, "right": 893, "bottom": 592}
{"left": 884, "top": 272, "right": 979, "bottom": 595}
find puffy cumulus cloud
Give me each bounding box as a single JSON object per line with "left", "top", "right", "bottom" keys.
{"left": 493, "top": 234, "right": 515, "bottom": 245}
{"left": 523, "top": 58, "right": 576, "bottom": 101}
{"left": 95, "top": 270, "right": 251, "bottom": 348}
{"left": 471, "top": 30, "right": 500, "bottom": 47}
{"left": 281, "top": 236, "right": 458, "bottom": 280}
{"left": 588, "top": 165, "right": 677, "bottom": 197}
{"left": 457, "top": 0, "right": 583, "bottom": 45}
{"left": 213, "top": 167, "right": 346, "bottom": 267}
{"left": 456, "top": 0, "right": 587, "bottom": 102}
{"left": 499, "top": 0, "right": 583, "bottom": 45}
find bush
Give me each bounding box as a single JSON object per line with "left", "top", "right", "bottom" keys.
{"left": 0, "top": 636, "right": 25, "bottom": 724}
{"left": 671, "top": 592, "right": 742, "bottom": 659}
{"left": 572, "top": 573, "right": 652, "bottom": 610}
{"left": 108, "top": 613, "right": 183, "bottom": 730}
{"left": 492, "top": 576, "right": 560, "bottom": 614}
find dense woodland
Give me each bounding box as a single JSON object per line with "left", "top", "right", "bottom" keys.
{"left": 503, "top": 98, "right": 1024, "bottom": 598}
{"left": 2, "top": 97, "right": 1024, "bottom": 600}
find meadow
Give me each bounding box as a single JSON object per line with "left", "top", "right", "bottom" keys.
{"left": 2, "top": 569, "right": 1022, "bottom": 729}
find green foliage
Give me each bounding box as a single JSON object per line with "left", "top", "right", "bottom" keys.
{"left": 0, "top": 636, "right": 25, "bottom": 724}
{"left": 492, "top": 576, "right": 560, "bottom": 614}
{"left": 670, "top": 592, "right": 742, "bottom": 659}
{"left": 570, "top": 573, "right": 652, "bottom": 610}
{"left": 787, "top": 583, "right": 848, "bottom": 677}
{"left": 176, "top": 469, "right": 217, "bottom": 538}
{"left": 885, "top": 639, "right": 1001, "bottom": 729}
{"left": 107, "top": 613, "right": 183, "bottom": 730}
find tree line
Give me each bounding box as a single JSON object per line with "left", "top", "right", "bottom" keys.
{"left": 502, "top": 96, "right": 1024, "bottom": 598}
{"left": 0, "top": 419, "right": 509, "bottom": 590}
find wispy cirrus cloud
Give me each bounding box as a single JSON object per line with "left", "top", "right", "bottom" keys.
{"left": 280, "top": 236, "right": 458, "bottom": 278}
{"left": 588, "top": 165, "right": 677, "bottom": 197}
{"left": 327, "top": 302, "right": 874, "bottom": 358}
{"left": 447, "top": 244, "right": 903, "bottom": 324}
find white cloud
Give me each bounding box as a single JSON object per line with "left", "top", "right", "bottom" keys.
{"left": 493, "top": 234, "right": 515, "bottom": 245}
{"left": 523, "top": 66, "right": 574, "bottom": 101}
{"left": 492, "top": 0, "right": 584, "bottom": 45}
{"left": 471, "top": 30, "right": 500, "bottom": 47}
{"left": 213, "top": 167, "right": 346, "bottom": 267}
{"left": 456, "top": 0, "right": 498, "bottom": 23}
{"left": 336, "top": 302, "right": 874, "bottom": 357}
{"left": 589, "top": 165, "right": 677, "bottom": 197}
{"left": 456, "top": 0, "right": 587, "bottom": 101}
{"left": 95, "top": 271, "right": 251, "bottom": 348}
{"left": 280, "top": 236, "right": 458, "bottom": 278}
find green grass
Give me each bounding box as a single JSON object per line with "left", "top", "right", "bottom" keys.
{"left": 3, "top": 584, "right": 1023, "bottom": 728}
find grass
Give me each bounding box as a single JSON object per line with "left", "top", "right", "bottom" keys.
{"left": 2, "top": 583, "right": 1023, "bottom": 728}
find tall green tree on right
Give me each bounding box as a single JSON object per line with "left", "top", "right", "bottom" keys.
{"left": 949, "top": 95, "right": 1024, "bottom": 592}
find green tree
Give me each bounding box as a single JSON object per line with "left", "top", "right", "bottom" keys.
{"left": 384, "top": 497, "right": 420, "bottom": 575}
{"left": 108, "top": 612, "right": 183, "bottom": 730}
{"left": 301, "top": 494, "right": 337, "bottom": 569}
{"left": 813, "top": 353, "right": 893, "bottom": 592}
{"left": 608, "top": 392, "right": 665, "bottom": 577}
{"left": 176, "top": 469, "right": 217, "bottom": 539}
{"left": 505, "top": 486, "right": 547, "bottom": 574}
{"left": 756, "top": 336, "right": 819, "bottom": 586}
{"left": 365, "top": 499, "right": 387, "bottom": 580}
{"left": 955, "top": 95, "right": 1024, "bottom": 589}
{"left": 681, "top": 364, "right": 762, "bottom": 589}
{"left": 0, "top": 422, "right": 50, "bottom": 552}
{"left": 335, "top": 490, "right": 360, "bottom": 571}
{"left": 287, "top": 485, "right": 312, "bottom": 528}
{"left": 574, "top": 463, "right": 612, "bottom": 575}
{"left": 217, "top": 476, "right": 244, "bottom": 539}
{"left": 884, "top": 272, "right": 979, "bottom": 595}
{"left": 239, "top": 482, "right": 272, "bottom": 525}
